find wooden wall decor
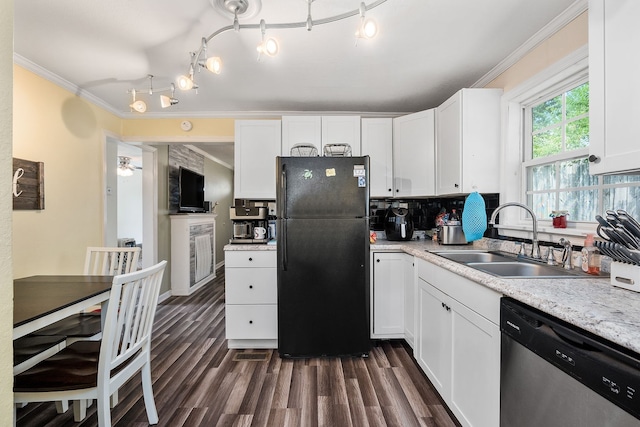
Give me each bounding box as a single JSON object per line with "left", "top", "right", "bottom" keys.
{"left": 13, "top": 158, "right": 45, "bottom": 210}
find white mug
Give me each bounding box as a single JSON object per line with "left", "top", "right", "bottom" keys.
{"left": 254, "top": 226, "right": 267, "bottom": 240}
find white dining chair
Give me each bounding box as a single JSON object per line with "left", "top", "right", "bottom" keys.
{"left": 14, "top": 260, "right": 167, "bottom": 426}
{"left": 33, "top": 246, "right": 141, "bottom": 343}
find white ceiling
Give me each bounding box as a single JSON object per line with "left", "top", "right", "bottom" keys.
{"left": 14, "top": 0, "right": 582, "bottom": 164}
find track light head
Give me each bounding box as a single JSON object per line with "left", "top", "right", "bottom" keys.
{"left": 129, "top": 89, "right": 147, "bottom": 113}
{"left": 205, "top": 56, "right": 223, "bottom": 74}
{"left": 177, "top": 74, "right": 195, "bottom": 90}
{"left": 160, "top": 95, "right": 179, "bottom": 108}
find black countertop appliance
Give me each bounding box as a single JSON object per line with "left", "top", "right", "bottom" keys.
{"left": 384, "top": 206, "right": 414, "bottom": 241}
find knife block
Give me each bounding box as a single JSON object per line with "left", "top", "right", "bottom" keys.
{"left": 610, "top": 262, "right": 640, "bottom": 292}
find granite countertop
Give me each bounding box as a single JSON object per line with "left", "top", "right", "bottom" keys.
{"left": 225, "top": 238, "right": 640, "bottom": 355}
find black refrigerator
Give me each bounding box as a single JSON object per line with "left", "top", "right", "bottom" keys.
{"left": 276, "top": 156, "right": 371, "bottom": 358}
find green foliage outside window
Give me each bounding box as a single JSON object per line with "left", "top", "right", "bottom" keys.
{"left": 531, "top": 82, "right": 589, "bottom": 158}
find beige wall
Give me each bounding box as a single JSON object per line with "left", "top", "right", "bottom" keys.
{"left": 486, "top": 12, "right": 588, "bottom": 92}
{"left": 1, "top": 0, "right": 14, "bottom": 422}
{"left": 13, "top": 65, "right": 122, "bottom": 278}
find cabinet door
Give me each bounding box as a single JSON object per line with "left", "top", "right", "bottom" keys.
{"left": 361, "top": 118, "right": 393, "bottom": 198}
{"left": 392, "top": 109, "right": 436, "bottom": 197}
{"left": 281, "top": 116, "right": 322, "bottom": 156}
{"left": 589, "top": 0, "right": 640, "bottom": 174}
{"left": 372, "top": 252, "right": 405, "bottom": 337}
{"left": 321, "top": 116, "right": 361, "bottom": 156}
{"left": 449, "top": 298, "right": 500, "bottom": 427}
{"left": 234, "top": 120, "right": 282, "bottom": 199}
{"left": 436, "top": 92, "right": 463, "bottom": 195}
{"left": 403, "top": 254, "right": 415, "bottom": 348}
{"left": 416, "top": 277, "right": 451, "bottom": 396}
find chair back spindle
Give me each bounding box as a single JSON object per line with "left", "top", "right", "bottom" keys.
{"left": 84, "top": 247, "right": 141, "bottom": 276}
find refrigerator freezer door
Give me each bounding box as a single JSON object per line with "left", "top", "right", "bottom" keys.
{"left": 278, "top": 218, "right": 370, "bottom": 357}
{"left": 277, "top": 156, "right": 369, "bottom": 219}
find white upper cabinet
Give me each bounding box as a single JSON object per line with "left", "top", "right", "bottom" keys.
{"left": 361, "top": 118, "right": 393, "bottom": 198}
{"left": 234, "top": 120, "right": 282, "bottom": 200}
{"left": 589, "top": 0, "right": 640, "bottom": 174}
{"left": 282, "top": 116, "right": 361, "bottom": 157}
{"left": 321, "top": 116, "right": 361, "bottom": 156}
{"left": 392, "top": 109, "right": 436, "bottom": 198}
{"left": 436, "top": 88, "right": 502, "bottom": 195}
{"left": 281, "top": 116, "right": 322, "bottom": 156}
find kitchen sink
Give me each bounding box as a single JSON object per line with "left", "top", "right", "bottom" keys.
{"left": 432, "top": 250, "right": 514, "bottom": 263}
{"left": 465, "top": 261, "right": 583, "bottom": 279}
{"left": 431, "top": 250, "right": 591, "bottom": 279}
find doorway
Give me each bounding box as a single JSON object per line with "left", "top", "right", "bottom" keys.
{"left": 105, "top": 135, "right": 158, "bottom": 268}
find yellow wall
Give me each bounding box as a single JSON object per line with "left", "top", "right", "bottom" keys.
{"left": 1, "top": 0, "right": 14, "bottom": 422}
{"left": 123, "top": 118, "right": 234, "bottom": 138}
{"left": 486, "top": 12, "right": 588, "bottom": 92}
{"left": 12, "top": 65, "right": 122, "bottom": 278}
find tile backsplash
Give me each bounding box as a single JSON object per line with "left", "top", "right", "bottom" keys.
{"left": 370, "top": 194, "right": 500, "bottom": 232}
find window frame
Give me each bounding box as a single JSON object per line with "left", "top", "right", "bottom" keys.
{"left": 522, "top": 77, "right": 595, "bottom": 225}
{"left": 498, "top": 46, "right": 595, "bottom": 241}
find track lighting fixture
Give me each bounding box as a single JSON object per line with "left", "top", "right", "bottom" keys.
{"left": 131, "top": 0, "right": 389, "bottom": 107}
{"left": 127, "top": 75, "right": 180, "bottom": 113}
{"left": 129, "top": 90, "right": 147, "bottom": 113}
{"left": 206, "top": 56, "right": 223, "bottom": 74}
{"left": 256, "top": 19, "right": 279, "bottom": 59}
{"left": 160, "top": 84, "right": 179, "bottom": 108}
{"left": 356, "top": 2, "right": 378, "bottom": 40}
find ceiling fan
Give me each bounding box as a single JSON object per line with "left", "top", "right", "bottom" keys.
{"left": 117, "top": 156, "right": 142, "bottom": 177}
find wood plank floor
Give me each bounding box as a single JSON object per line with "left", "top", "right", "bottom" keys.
{"left": 16, "top": 268, "right": 460, "bottom": 427}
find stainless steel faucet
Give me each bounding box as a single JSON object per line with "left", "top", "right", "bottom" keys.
{"left": 559, "top": 238, "right": 573, "bottom": 269}
{"left": 489, "top": 202, "right": 541, "bottom": 259}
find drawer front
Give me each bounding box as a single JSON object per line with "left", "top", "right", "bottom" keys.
{"left": 225, "top": 305, "right": 278, "bottom": 339}
{"left": 225, "top": 250, "right": 276, "bottom": 268}
{"left": 226, "top": 268, "right": 277, "bottom": 304}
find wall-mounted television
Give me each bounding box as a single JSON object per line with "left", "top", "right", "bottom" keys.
{"left": 178, "top": 166, "right": 205, "bottom": 213}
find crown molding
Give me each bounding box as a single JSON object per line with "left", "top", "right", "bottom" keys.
{"left": 472, "top": 0, "right": 588, "bottom": 88}
{"left": 13, "top": 53, "right": 124, "bottom": 117}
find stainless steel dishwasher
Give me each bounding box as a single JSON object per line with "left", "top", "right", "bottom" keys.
{"left": 500, "top": 297, "right": 640, "bottom": 427}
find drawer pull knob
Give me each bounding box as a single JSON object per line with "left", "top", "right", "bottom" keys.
{"left": 249, "top": 320, "right": 253, "bottom": 324}
{"left": 249, "top": 285, "right": 253, "bottom": 289}
{"left": 376, "top": 259, "right": 380, "bottom": 263}
{"left": 248, "top": 257, "right": 253, "bottom": 261}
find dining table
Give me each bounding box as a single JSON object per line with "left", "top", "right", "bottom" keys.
{"left": 13, "top": 275, "right": 113, "bottom": 340}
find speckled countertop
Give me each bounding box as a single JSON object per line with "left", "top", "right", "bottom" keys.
{"left": 225, "top": 238, "right": 640, "bottom": 355}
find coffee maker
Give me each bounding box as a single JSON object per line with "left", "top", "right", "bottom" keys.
{"left": 230, "top": 199, "right": 269, "bottom": 243}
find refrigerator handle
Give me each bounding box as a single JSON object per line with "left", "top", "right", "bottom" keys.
{"left": 281, "top": 219, "right": 287, "bottom": 271}
{"left": 281, "top": 163, "right": 287, "bottom": 219}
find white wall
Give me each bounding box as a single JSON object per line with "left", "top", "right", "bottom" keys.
{"left": 117, "top": 170, "right": 143, "bottom": 244}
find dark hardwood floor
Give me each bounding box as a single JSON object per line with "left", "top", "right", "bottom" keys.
{"left": 16, "top": 268, "right": 460, "bottom": 427}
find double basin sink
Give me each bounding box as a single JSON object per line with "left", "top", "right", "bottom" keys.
{"left": 431, "top": 250, "right": 590, "bottom": 279}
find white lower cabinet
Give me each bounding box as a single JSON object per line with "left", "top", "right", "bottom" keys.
{"left": 371, "top": 252, "right": 406, "bottom": 338}
{"left": 224, "top": 250, "right": 277, "bottom": 349}
{"left": 416, "top": 258, "right": 501, "bottom": 427}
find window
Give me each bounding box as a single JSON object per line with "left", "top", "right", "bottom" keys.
{"left": 523, "top": 80, "right": 640, "bottom": 223}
